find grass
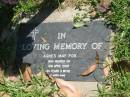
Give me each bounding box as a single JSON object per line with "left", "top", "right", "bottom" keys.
{"left": 73, "top": 0, "right": 91, "bottom": 28}
{"left": 113, "top": 31, "right": 130, "bottom": 62}
{"left": 60, "top": 0, "right": 76, "bottom": 8}
{"left": 98, "top": 67, "right": 130, "bottom": 97}
{"left": 1, "top": 0, "right": 130, "bottom": 97}
{"left": 0, "top": 73, "right": 62, "bottom": 97}
{"left": 88, "top": 0, "right": 130, "bottom": 96}
{"left": 106, "top": 0, "right": 130, "bottom": 62}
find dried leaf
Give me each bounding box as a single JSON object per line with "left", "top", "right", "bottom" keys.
{"left": 80, "top": 64, "right": 98, "bottom": 76}
{"left": 8, "top": 76, "right": 19, "bottom": 82}
{"left": 73, "top": 22, "right": 85, "bottom": 28}
{"left": 100, "top": 0, "right": 111, "bottom": 8}
{"left": 90, "top": 11, "right": 97, "bottom": 18}
{"left": 95, "top": 51, "right": 99, "bottom": 64}
{"left": 80, "top": 51, "right": 99, "bottom": 76}
{"left": 2, "top": 94, "right": 10, "bottom": 97}
{"left": 0, "top": 64, "right": 4, "bottom": 82}
{"left": 36, "top": 72, "right": 50, "bottom": 80}
{"left": 97, "top": 0, "right": 111, "bottom": 13}
{"left": 45, "top": 72, "right": 56, "bottom": 83}
{"left": 103, "top": 66, "right": 110, "bottom": 77}
{"left": 0, "top": 92, "right": 10, "bottom": 97}
{"left": 55, "top": 78, "right": 82, "bottom": 97}
{"left": 103, "top": 56, "right": 112, "bottom": 77}
{"left": 25, "top": 85, "right": 34, "bottom": 92}
{"left": 0, "top": 68, "right": 4, "bottom": 83}
{"left": 21, "top": 64, "right": 32, "bottom": 82}
{"left": 23, "top": 67, "right": 32, "bottom": 81}
{"left": 41, "top": 37, "right": 48, "bottom": 43}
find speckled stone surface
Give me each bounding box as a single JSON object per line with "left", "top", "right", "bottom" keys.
{"left": 16, "top": 21, "right": 110, "bottom": 81}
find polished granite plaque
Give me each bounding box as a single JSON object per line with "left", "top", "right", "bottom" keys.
{"left": 16, "top": 21, "right": 111, "bottom": 81}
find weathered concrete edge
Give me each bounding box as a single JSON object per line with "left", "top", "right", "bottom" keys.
{"left": 68, "top": 81, "right": 98, "bottom": 97}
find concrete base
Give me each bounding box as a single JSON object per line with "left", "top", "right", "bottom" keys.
{"left": 68, "top": 81, "right": 98, "bottom": 97}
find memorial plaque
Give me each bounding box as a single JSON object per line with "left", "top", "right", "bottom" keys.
{"left": 16, "top": 21, "right": 111, "bottom": 81}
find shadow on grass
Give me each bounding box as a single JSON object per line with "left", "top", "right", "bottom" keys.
{"left": 0, "top": 0, "right": 64, "bottom": 76}
{"left": 15, "top": 0, "right": 64, "bottom": 74}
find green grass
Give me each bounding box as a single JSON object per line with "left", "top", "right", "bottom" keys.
{"left": 98, "top": 68, "right": 130, "bottom": 97}
{"left": 0, "top": 74, "right": 61, "bottom": 97}
{"left": 89, "top": 0, "right": 130, "bottom": 96}
{"left": 106, "top": 0, "right": 130, "bottom": 62}
{"left": 73, "top": 0, "right": 91, "bottom": 28}
{"left": 113, "top": 31, "right": 130, "bottom": 62}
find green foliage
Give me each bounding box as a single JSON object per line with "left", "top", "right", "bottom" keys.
{"left": 90, "top": 0, "right": 130, "bottom": 62}
{"left": 0, "top": 0, "right": 43, "bottom": 64}
{"left": 0, "top": 0, "right": 64, "bottom": 63}
{"left": 114, "top": 31, "right": 130, "bottom": 62}
{"left": 73, "top": 0, "right": 91, "bottom": 28}
{"left": 106, "top": 0, "right": 130, "bottom": 31}
{"left": 88, "top": 0, "right": 130, "bottom": 96}
{"left": 73, "top": 13, "right": 89, "bottom": 28}
{"left": 106, "top": 0, "right": 130, "bottom": 62}
{"left": 90, "top": 0, "right": 100, "bottom": 7}
{"left": 12, "top": 0, "right": 43, "bottom": 23}
{"left": 0, "top": 75, "right": 60, "bottom": 97}
{"left": 98, "top": 69, "right": 130, "bottom": 97}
